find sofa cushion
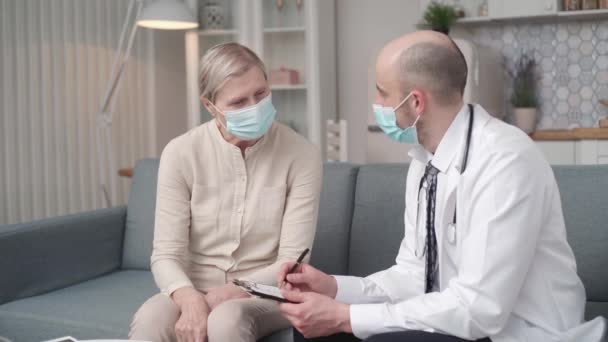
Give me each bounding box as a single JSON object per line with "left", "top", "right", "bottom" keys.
{"left": 553, "top": 165, "right": 608, "bottom": 303}
{"left": 348, "top": 164, "right": 409, "bottom": 277}
{"left": 122, "top": 159, "right": 160, "bottom": 270}
{"left": 310, "top": 163, "right": 359, "bottom": 275}
{"left": 0, "top": 270, "right": 157, "bottom": 342}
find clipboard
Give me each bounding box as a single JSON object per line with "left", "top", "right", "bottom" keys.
{"left": 232, "top": 279, "right": 292, "bottom": 303}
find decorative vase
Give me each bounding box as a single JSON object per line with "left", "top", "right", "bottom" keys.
{"left": 201, "top": 2, "right": 226, "bottom": 30}
{"left": 582, "top": 0, "right": 598, "bottom": 9}
{"left": 564, "top": 0, "right": 581, "bottom": 10}
{"left": 513, "top": 108, "right": 537, "bottom": 133}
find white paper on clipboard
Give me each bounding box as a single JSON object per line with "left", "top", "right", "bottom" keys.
{"left": 42, "top": 337, "right": 78, "bottom": 342}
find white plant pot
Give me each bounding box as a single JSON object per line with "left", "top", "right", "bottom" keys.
{"left": 513, "top": 107, "right": 537, "bottom": 133}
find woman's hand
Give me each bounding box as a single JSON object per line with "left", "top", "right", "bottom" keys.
{"left": 205, "top": 283, "right": 250, "bottom": 310}
{"left": 172, "top": 287, "right": 210, "bottom": 342}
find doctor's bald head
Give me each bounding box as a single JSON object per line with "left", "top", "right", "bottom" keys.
{"left": 376, "top": 30, "right": 468, "bottom": 107}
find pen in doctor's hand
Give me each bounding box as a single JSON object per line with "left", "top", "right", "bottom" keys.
{"left": 280, "top": 248, "right": 310, "bottom": 289}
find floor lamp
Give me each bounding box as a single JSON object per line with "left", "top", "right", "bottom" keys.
{"left": 97, "top": 0, "right": 198, "bottom": 207}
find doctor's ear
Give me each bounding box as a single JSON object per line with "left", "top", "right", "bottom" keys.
{"left": 409, "top": 90, "right": 427, "bottom": 116}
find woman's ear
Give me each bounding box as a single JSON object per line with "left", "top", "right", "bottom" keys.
{"left": 201, "top": 96, "right": 217, "bottom": 117}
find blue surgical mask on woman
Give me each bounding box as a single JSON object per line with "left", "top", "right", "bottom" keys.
{"left": 213, "top": 93, "right": 277, "bottom": 141}
{"left": 373, "top": 92, "right": 421, "bottom": 144}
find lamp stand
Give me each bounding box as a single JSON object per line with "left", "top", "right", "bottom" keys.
{"left": 96, "top": 0, "right": 143, "bottom": 207}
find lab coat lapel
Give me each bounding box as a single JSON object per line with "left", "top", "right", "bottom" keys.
{"left": 430, "top": 104, "right": 472, "bottom": 288}
{"left": 436, "top": 165, "right": 460, "bottom": 286}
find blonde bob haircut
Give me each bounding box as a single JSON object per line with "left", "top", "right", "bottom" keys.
{"left": 198, "top": 42, "right": 267, "bottom": 103}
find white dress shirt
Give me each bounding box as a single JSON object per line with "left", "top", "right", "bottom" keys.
{"left": 334, "top": 104, "right": 607, "bottom": 341}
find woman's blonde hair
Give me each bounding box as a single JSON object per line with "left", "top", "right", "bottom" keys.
{"left": 198, "top": 42, "right": 267, "bottom": 103}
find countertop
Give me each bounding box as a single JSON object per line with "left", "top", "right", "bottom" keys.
{"left": 530, "top": 128, "right": 608, "bottom": 141}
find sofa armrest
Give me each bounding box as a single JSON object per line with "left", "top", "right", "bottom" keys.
{"left": 0, "top": 206, "right": 127, "bottom": 305}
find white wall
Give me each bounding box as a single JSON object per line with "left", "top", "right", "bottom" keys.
{"left": 335, "top": 0, "right": 421, "bottom": 163}
{"left": 152, "top": 29, "right": 188, "bottom": 155}
{"left": 0, "top": 0, "right": 189, "bottom": 224}
{"left": 0, "top": 0, "right": 157, "bottom": 224}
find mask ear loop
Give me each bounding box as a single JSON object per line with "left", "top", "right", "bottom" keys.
{"left": 208, "top": 101, "right": 229, "bottom": 130}
{"left": 394, "top": 91, "right": 414, "bottom": 111}
{"left": 410, "top": 114, "right": 421, "bottom": 128}
{"left": 396, "top": 92, "right": 421, "bottom": 130}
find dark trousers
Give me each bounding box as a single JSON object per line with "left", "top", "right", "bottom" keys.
{"left": 294, "top": 330, "right": 492, "bottom": 342}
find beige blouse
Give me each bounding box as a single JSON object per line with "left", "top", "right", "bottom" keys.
{"left": 150, "top": 121, "right": 322, "bottom": 295}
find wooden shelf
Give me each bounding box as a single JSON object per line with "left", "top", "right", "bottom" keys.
{"left": 264, "top": 27, "right": 306, "bottom": 34}
{"left": 270, "top": 84, "right": 307, "bottom": 91}
{"left": 451, "top": 9, "right": 608, "bottom": 26}
{"left": 530, "top": 128, "right": 608, "bottom": 141}
{"left": 455, "top": 16, "right": 492, "bottom": 24}
{"left": 198, "top": 29, "right": 237, "bottom": 37}
{"left": 557, "top": 8, "right": 608, "bottom": 18}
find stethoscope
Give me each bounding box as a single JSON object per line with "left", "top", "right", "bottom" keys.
{"left": 414, "top": 104, "right": 475, "bottom": 258}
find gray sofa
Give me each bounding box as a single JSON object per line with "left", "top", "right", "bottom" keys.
{"left": 1, "top": 160, "right": 607, "bottom": 342}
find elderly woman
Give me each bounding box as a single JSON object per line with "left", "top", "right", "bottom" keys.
{"left": 129, "top": 42, "right": 322, "bottom": 342}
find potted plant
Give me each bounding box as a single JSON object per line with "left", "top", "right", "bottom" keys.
{"left": 423, "top": 1, "right": 458, "bottom": 35}
{"left": 507, "top": 53, "right": 540, "bottom": 133}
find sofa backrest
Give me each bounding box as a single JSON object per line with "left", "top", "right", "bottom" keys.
{"left": 122, "top": 160, "right": 360, "bottom": 273}
{"left": 123, "top": 159, "right": 607, "bottom": 320}
{"left": 309, "top": 163, "right": 359, "bottom": 275}
{"left": 346, "top": 163, "right": 607, "bottom": 320}
{"left": 348, "top": 164, "right": 409, "bottom": 277}
{"left": 122, "top": 159, "right": 159, "bottom": 270}
{"left": 552, "top": 165, "right": 608, "bottom": 305}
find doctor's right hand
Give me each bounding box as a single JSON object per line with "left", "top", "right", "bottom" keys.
{"left": 277, "top": 262, "right": 338, "bottom": 299}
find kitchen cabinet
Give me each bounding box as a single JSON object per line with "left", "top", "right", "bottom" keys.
{"left": 419, "top": 0, "right": 560, "bottom": 21}
{"left": 576, "top": 140, "right": 608, "bottom": 164}
{"left": 535, "top": 140, "right": 608, "bottom": 165}
{"left": 488, "top": 0, "right": 558, "bottom": 18}
{"left": 536, "top": 141, "right": 577, "bottom": 165}
{"left": 423, "top": 0, "right": 608, "bottom": 25}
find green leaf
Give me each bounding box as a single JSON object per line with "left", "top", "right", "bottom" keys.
{"left": 423, "top": 1, "right": 457, "bottom": 33}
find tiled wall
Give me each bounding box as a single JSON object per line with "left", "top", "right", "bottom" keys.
{"left": 467, "top": 20, "right": 608, "bottom": 129}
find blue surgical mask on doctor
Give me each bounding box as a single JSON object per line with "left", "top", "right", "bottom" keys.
{"left": 373, "top": 92, "right": 421, "bottom": 144}
{"left": 212, "top": 93, "right": 277, "bottom": 141}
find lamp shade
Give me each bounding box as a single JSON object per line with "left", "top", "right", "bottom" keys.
{"left": 137, "top": 0, "right": 198, "bottom": 30}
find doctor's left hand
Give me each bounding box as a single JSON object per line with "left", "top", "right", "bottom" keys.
{"left": 279, "top": 289, "right": 352, "bottom": 338}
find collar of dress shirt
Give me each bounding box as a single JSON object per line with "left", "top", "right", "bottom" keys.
{"left": 408, "top": 103, "right": 469, "bottom": 174}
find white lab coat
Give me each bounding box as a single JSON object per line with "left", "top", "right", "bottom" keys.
{"left": 334, "top": 104, "right": 607, "bottom": 341}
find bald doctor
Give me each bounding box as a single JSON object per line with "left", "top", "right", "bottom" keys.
{"left": 275, "top": 31, "right": 607, "bottom": 342}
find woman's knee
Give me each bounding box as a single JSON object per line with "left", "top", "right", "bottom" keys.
{"left": 207, "top": 300, "right": 255, "bottom": 341}
{"left": 129, "top": 294, "right": 180, "bottom": 341}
